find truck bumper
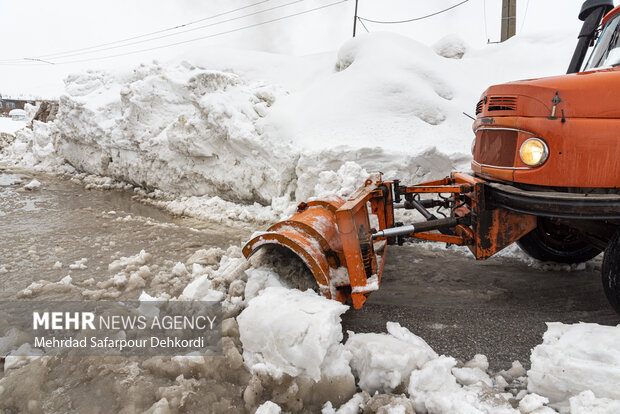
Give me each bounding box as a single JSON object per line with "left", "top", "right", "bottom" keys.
{"left": 486, "top": 182, "right": 620, "bottom": 220}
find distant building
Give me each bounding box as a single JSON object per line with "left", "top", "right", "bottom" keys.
{"left": 0, "top": 94, "right": 37, "bottom": 116}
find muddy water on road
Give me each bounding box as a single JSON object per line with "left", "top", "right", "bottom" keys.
{"left": 0, "top": 170, "right": 250, "bottom": 301}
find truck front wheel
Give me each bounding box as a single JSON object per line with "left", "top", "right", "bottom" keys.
{"left": 602, "top": 229, "right": 620, "bottom": 315}
{"left": 516, "top": 218, "right": 601, "bottom": 264}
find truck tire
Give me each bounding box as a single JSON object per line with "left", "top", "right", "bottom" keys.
{"left": 516, "top": 218, "right": 601, "bottom": 264}
{"left": 602, "top": 229, "right": 620, "bottom": 315}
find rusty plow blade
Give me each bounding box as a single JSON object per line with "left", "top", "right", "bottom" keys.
{"left": 243, "top": 175, "right": 392, "bottom": 309}
{"left": 243, "top": 197, "right": 346, "bottom": 301}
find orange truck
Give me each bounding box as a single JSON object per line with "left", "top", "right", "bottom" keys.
{"left": 244, "top": 0, "right": 620, "bottom": 314}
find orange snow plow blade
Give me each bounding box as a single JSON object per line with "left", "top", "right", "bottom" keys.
{"left": 243, "top": 174, "right": 391, "bottom": 309}
{"left": 243, "top": 172, "right": 536, "bottom": 309}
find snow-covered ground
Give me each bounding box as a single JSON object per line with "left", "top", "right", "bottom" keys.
{"left": 1, "top": 30, "right": 619, "bottom": 413}
{"left": 0, "top": 117, "right": 27, "bottom": 135}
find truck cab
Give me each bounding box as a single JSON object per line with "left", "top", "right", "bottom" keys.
{"left": 471, "top": 0, "right": 620, "bottom": 311}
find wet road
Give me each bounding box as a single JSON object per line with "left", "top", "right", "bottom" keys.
{"left": 0, "top": 169, "right": 249, "bottom": 301}
{"left": 342, "top": 243, "right": 620, "bottom": 371}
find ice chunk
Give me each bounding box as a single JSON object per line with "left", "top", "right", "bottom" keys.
{"left": 255, "top": 401, "right": 281, "bottom": 414}
{"left": 237, "top": 286, "right": 350, "bottom": 382}
{"left": 244, "top": 267, "right": 284, "bottom": 301}
{"left": 518, "top": 393, "right": 549, "bottom": 413}
{"left": 345, "top": 322, "right": 437, "bottom": 393}
{"left": 408, "top": 356, "right": 517, "bottom": 413}
{"left": 23, "top": 179, "right": 41, "bottom": 190}
{"left": 528, "top": 323, "right": 620, "bottom": 404}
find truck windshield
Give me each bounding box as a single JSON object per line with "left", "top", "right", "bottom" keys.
{"left": 584, "top": 14, "right": 620, "bottom": 70}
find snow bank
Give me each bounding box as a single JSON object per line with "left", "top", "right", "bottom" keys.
{"left": 528, "top": 323, "right": 620, "bottom": 405}
{"left": 53, "top": 65, "right": 296, "bottom": 205}
{"left": 2, "top": 30, "right": 578, "bottom": 221}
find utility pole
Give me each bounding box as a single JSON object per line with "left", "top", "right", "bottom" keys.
{"left": 501, "top": 0, "right": 516, "bottom": 41}
{"left": 353, "top": 0, "right": 359, "bottom": 37}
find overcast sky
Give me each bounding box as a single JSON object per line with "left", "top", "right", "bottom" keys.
{"left": 0, "top": 0, "right": 590, "bottom": 97}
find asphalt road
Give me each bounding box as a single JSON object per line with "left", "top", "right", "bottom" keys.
{"left": 341, "top": 243, "right": 620, "bottom": 371}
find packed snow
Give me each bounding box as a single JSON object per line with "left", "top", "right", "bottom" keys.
{"left": 345, "top": 322, "right": 437, "bottom": 393}
{"left": 528, "top": 323, "right": 620, "bottom": 409}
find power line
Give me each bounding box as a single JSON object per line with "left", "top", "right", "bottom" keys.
{"left": 520, "top": 0, "right": 531, "bottom": 33}
{"left": 357, "top": 17, "right": 370, "bottom": 33}
{"left": 0, "top": 0, "right": 273, "bottom": 62}
{"left": 24, "top": 0, "right": 308, "bottom": 62}
{"left": 358, "top": 0, "right": 469, "bottom": 24}
{"left": 35, "top": 0, "right": 349, "bottom": 66}
{"left": 483, "top": 0, "right": 489, "bottom": 42}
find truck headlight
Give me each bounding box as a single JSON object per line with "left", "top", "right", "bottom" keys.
{"left": 519, "top": 138, "right": 548, "bottom": 167}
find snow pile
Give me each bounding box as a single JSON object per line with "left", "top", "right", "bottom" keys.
{"left": 237, "top": 286, "right": 357, "bottom": 411}
{"left": 237, "top": 286, "right": 353, "bottom": 381}
{"left": 528, "top": 322, "right": 620, "bottom": 407}
{"left": 408, "top": 355, "right": 517, "bottom": 413}
{"left": 51, "top": 64, "right": 296, "bottom": 205}
{"left": 345, "top": 321, "right": 437, "bottom": 393}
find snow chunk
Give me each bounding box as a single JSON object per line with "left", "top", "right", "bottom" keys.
{"left": 23, "top": 179, "right": 41, "bottom": 190}
{"left": 244, "top": 267, "right": 284, "bottom": 302}
{"left": 464, "top": 354, "right": 489, "bottom": 371}
{"left": 237, "top": 286, "right": 350, "bottom": 382}
{"left": 569, "top": 390, "right": 620, "bottom": 414}
{"left": 452, "top": 366, "right": 492, "bottom": 387}
{"left": 408, "top": 356, "right": 517, "bottom": 413}
{"left": 108, "top": 250, "right": 151, "bottom": 272}
{"left": 518, "top": 393, "right": 549, "bottom": 413}
{"left": 255, "top": 401, "right": 281, "bottom": 414}
{"left": 345, "top": 322, "right": 437, "bottom": 393}
{"left": 433, "top": 34, "right": 467, "bottom": 59}
{"left": 528, "top": 322, "right": 620, "bottom": 404}
{"left": 180, "top": 274, "right": 224, "bottom": 302}
{"left": 186, "top": 248, "right": 224, "bottom": 266}
{"left": 69, "top": 257, "right": 88, "bottom": 270}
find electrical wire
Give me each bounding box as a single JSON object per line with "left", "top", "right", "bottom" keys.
{"left": 520, "top": 0, "right": 531, "bottom": 33}
{"left": 24, "top": 0, "right": 308, "bottom": 62}
{"left": 357, "top": 17, "right": 370, "bottom": 33}
{"left": 358, "top": 0, "right": 469, "bottom": 24}
{"left": 483, "top": 0, "right": 489, "bottom": 42}
{"left": 34, "top": 0, "right": 349, "bottom": 66}
{"left": 0, "top": 0, "right": 273, "bottom": 62}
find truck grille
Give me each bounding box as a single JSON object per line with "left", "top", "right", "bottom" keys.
{"left": 475, "top": 99, "right": 484, "bottom": 115}
{"left": 474, "top": 129, "right": 518, "bottom": 167}
{"left": 487, "top": 96, "right": 517, "bottom": 111}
